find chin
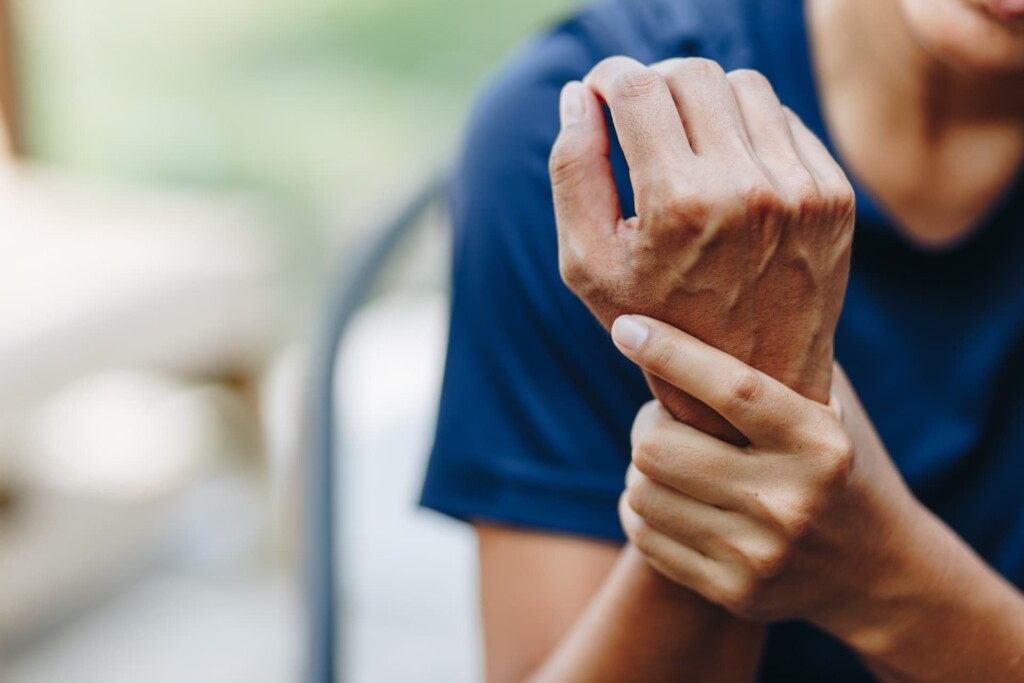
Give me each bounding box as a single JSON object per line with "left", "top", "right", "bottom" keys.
{"left": 900, "top": 0, "right": 1024, "bottom": 76}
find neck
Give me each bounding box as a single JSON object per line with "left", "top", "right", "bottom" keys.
{"left": 811, "top": 0, "right": 1024, "bottom": 135}
{"left": 807, "top": 0, "right": 1024, "bottom": 245}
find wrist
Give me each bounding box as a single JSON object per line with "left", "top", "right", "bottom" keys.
{"left": 817, "top": 499, "right": 1024, "bottom": 673}
{"left": 751, "top": 345, "right": 834, "bottom": 404}
{"left": 812, "top": 496, "right": 946, "bottom": 657}
{"left": 621, "top": 545, "right": 768, "bottom": 675}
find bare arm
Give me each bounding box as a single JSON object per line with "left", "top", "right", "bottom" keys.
{"left": 552, "top": 58, "right": 852, "bottom": 444}
{"left": 484, "top": 52, "right": 856, "bottom": 681}
{"left": 475, "top": 53, "right": 856, "bottom": 681}
{"left": 612, "top": 318, "right": 1024, "bottom": 683}
{"left": 477, "top": 525, "right": 618, "bottom": 682}
{"left": 478, "top": 525, "right": 763, "bottom": 683}
{"left": 860, "top": 524, "right": 1024, "bottom": 683}
{"left": 475, "top": 52, "right": 856, "bottom": 681}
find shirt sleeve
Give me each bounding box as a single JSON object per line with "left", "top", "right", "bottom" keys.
{"left": 419, "top": 27, "right": 652, "bottom": 543}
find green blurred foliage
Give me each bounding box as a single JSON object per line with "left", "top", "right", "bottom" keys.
{"left": 14, "top": 0, "right": 577, "bottom": 231}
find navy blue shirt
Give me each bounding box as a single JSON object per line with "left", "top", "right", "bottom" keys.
{"left": 421, "top": 0, "right": 1024, "bottom": 679}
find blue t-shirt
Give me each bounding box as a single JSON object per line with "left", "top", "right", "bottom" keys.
{"left": 421, "top": 0, "right": 1024, "bottom": 679}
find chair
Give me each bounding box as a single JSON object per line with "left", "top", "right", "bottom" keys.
{"left": 303, "top": 175, "right": 449, "bottom": 683}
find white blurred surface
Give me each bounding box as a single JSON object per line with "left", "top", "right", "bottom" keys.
{"left": 3, "top": 290, "right": 478, "bottom": 683}
{"left": 338, "top": 292, "right": 481, "bottom": 683}
{"left": 0, "top": 164, "right": 300, "bottom": 680}
{"left": 3, "top": 474, "right": 301, "bottom": 683}
{"left": 22, "top": 372, "right": 216, "bottom": 498}
{"left": 7, "top": 572, "right": 298, "bottom": 683}
{"left": 0, "top": 165, "right": 288, "bottom": 416}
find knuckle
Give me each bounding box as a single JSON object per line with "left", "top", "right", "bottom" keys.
{"left": 741, "top": 540, "right": 787, "bottom": 581}
{"left": 631, "top": 430, "right": 668, "bottom": 478}
{"left": 827, "top": 427, "right": 856, "bottom": 462}
{"left": 610, "top": 67, "right": 664, "bottom": 102}
{"left": 648, "top": 173, "right": 685, "bottom": 203}
{"left": 548, "top": 135, "right": 588, "bottom": 187}
{"left": 648, "top": 57, "right": 686, "bottom": 81}
{"left": 718, "top": 574, "right": 763, "bottom": 618}
{"left": 557, "top": 248, "right": 585, "bottom": 290}
{"left": 778, "top": 491, "right": 820, "bottom": 539}
{"left": 737, "top": 482, "right": 775, "bottom": 522}
{"left": 553, "top": 233, "right": 591, "bottom": 294}
{"left": 725, "top": 367, "right": 763, "bottom": 410}
{"left": 736, "top": 179, "right": 780, "bottom": 219}
{"left": 631, "top": 400, "right": 663, "bottom": 445}
{"left": 831, "top": 177, "right": 857, "bottom": 217}
{"left": 625, "top": 475, "right": 655, "bottom": 518}
{"left": 786, "top": 175, "right": 822, "bottom": 216}
{"left": 660, "top": 192, "right": 698, "bottom": 225}
{"left": 592, "top": 55, "right": 636, "bottom": 77}
{"left": 628, "top": 518, "right": 656, "bottom": 554}
{"left": 590, "top": 56, "right": 619, "bottom": 74}
{"left": 781, "top": 105, "right": 802, "bottom": 129}
{"left": 726, "top": 68, "right": 772, "bottom": 91}
{"left": 631, "top": 400, "right": 655, "bottom": 433}
{"left": 818, "top": 429, "right": 856, "bottom": 488}
{"left": 680, "top": 56, "right": 727, "bottom": 80}
{"left": 649, "top": 184, "right": 705, "bottom": 229}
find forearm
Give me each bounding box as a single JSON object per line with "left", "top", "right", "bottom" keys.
{"left": 529, "top": 544, "right": 764, "bottom": 683}
{"left": 826, "top": 501, "right": 1024, "bottom": 682}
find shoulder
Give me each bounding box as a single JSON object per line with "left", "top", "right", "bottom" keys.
{"left": 453, "top": 9, "right": 608, "bottom": 195}
{"left": 425, "top": 0, "right": 768, "bottom": 543}
{"left": 456, "top": 0, "right": 757, "bottom": 197}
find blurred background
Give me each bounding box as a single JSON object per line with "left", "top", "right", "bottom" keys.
{"left": 0, "top": 0, "right": 574, "bottom": 680}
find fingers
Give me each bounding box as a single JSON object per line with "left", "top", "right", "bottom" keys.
{"left": 649, "top": 58, "right": 751, "bottom": 157}
{"left": 550, "top": 81, "right": 623, "bottom": 270}
{"left": 625, "top": 466, "right": 748, "bottom": 563}
{"left": 612, "top": 314, "right": 816, "bottom": 445}
{"left": 782, "top": 106, "right": 851, "bottom": 196}
{"left": 630, "top": 401, "right": 757, "bottom": 508}
{"left": 619, "top": 492, "right": 721, "bottom": 590}
{"left": 582, "top": 56, "right": 694, "bottom": 186}
{"left": 725, "top": 69, "right": 807, "bottom": 186}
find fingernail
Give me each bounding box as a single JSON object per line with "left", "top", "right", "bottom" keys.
{"left": 559, "top": 81, "right": 586, "bottom": 127}
{"left": 612, "top": 315, "right": 649, "bottom": 351}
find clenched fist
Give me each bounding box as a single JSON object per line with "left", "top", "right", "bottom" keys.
{"left": 550, "top": 56, "right": 855, "bottom": 443}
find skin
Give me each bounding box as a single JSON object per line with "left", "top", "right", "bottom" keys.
{"left": 616, "top": 316, "right": 1024, "bottom": 681}
{"left": 552, "top": 57, "right": 854, "bottom": 443}
{"left": 811, "top": 0, "right": 1024, "bottom": 246}
{"left": 480, "top": 535, "right": 763, "bottom": 683}
{"left": 478, "top": 0, "right": 1024, "bottom": 680}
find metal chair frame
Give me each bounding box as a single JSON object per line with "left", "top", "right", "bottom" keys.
{"left": 303, "top": 176, "right": 448, "bottom": 683}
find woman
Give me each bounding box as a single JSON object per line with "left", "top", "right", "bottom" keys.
{"left": 421, "top": 0, "right": 1024, "bottom": 680}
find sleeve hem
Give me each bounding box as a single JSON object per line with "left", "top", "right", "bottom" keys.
{"left": 419, "top": 470, "right": 627, "bottom": 544}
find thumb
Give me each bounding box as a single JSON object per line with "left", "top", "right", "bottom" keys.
{"left": 549, "top": 81, "right": 622, "bottom": 276}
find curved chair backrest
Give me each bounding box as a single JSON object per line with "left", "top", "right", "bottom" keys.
{"left": 303, "top": 175, "right": 449, "bottom": 683}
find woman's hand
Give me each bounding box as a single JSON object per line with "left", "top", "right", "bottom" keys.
{"left": 610, "top": 314, "right": 948, "bottom": 650}
{"left": 550, "top": 57, "right": 855, "bottom": 441}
